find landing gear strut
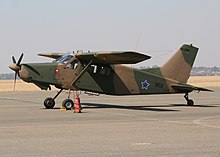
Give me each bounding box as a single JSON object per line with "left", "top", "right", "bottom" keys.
{"left": 184, "top": 93, "right": 194, "bottom": 106}
{"left": 44, "top": 89, "right": 63, "bottom": 109}
{"left": 43, "top": 89, "right": 78, "bottom": 110}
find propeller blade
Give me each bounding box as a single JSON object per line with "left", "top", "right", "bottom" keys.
{"left": 12, "top": 56, "right": 16, "bottom": 64}
{"left": 17, "top": 53, "right": 24, "bottom": 66}
{"left": 13, "top": 72, "right": 17, "bottom": 92}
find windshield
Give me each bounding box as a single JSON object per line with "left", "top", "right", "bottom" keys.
{"left": 53, "top": 53, "right": 73, "bottom": 64}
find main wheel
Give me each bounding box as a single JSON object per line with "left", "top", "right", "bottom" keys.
{"left": 187, "top": 99, "right": 194, "bottom": 106}
{"left": 44, "top": 97, "right": 55, "bottom": 109}
{"left": 62, "top": 99, "right": 74, "bottom": 110}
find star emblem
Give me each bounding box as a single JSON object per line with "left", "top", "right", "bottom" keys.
{"left": 141, "top": 80, "right": 150, "bottom": 90}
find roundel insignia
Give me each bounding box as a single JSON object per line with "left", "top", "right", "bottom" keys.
{"left": 141, "top": 80, "right": 150, "bottom": 90}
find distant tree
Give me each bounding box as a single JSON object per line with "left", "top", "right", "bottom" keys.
{"left": 0, "top": 73, "right": 15, "bottom": 80}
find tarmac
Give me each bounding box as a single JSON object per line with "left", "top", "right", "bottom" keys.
{"left": 0, "top": 88, "right": 220, "bottom": 157}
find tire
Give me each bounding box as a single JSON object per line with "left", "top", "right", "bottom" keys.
{"left": 62, "top": 99, "right": 74, "bottom": 110}
{"left": 187, "top": 99, "right": 194, "bottom": 106}
{"left": 44, "top": 97, "right": 55, "bottom": 109}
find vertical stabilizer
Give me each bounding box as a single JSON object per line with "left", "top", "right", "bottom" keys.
{"left": 160, "top": 44, "right": 198, "bottom": 83}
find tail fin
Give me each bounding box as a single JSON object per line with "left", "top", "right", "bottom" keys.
{"left": 160, "top": 44, "right": 198, "bottom": 83}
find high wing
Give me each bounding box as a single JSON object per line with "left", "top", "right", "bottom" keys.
{"left": 75, "top": 51, "right": 151, "bottom": 64}
{"left": 38, "top": 51, "right": 151, "bottom": 64}
{"left": 38, "top": 53, "right": 66, "bottom": 59}
{"left": 171, "top": 83, "right": 213, "bottom": 93}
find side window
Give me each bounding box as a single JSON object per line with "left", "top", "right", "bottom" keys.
{"left": 106, "top": 67, "right": 111, "bottom": 75}
{"left": 100, "top": 66, "right": 106, "bottom": 75}
{"left": 99, "top": 66, "right": 111, "bottom": 75}
{"left": 67, "top": 60, "right": 78, "bottom": 69}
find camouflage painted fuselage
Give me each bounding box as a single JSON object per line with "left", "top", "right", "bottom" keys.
{"left": 18, "top": 44, "right": 203, "bottom": 95}
{"left": 74, "top": 64, "right": 174, "bottom": 95}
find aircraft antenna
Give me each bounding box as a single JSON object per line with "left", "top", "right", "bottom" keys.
{"left": 135, "top": 28, "right": 142, "bottom": 51}
{"left": 149, "top": 50, "right": 174, "bottom": 60}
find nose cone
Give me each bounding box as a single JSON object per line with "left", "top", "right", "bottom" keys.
{"left": 9, "top": 64, "right": 20, "bottom": 72}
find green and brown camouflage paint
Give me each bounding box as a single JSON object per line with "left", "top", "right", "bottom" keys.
{"left": 18, "top": 44, "right": 200, "bottom": 95}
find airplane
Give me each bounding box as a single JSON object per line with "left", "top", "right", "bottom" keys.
{"left": 9, "top": 44, "right": 213, "bottom": 110}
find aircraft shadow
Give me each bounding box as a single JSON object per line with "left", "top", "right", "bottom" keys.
{"left": 169, "top": 104, "right": 219, "bottom": 107}
{"left": 82, "top": 103, "right": 179, "bottom": 112}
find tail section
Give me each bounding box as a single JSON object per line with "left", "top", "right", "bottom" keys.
{"left": 160, "top": 44, "right": 198, "bottom": 83}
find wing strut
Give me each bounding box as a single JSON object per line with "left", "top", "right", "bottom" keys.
{"left": 71, "top": 59, "right": 94, "bottom": 86}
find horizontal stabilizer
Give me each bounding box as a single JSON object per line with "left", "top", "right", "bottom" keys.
{"left": 171, "top": 84, "right": 213, "bottom": 93}
{"left": 76, "top": 51, "right": 151, "bottom": 64}
{"left": 38, "top": 53, "right": 66, "bottom": 59}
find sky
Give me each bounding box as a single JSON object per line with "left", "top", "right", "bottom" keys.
{"left": 0, "top": 0, "right": 220, "bottom": 73}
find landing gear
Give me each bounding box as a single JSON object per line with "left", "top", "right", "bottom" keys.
{"left": 43, "top": 89, "right": 81, "bottom": 110}
{"left": 62, "top": 99, "right": 74, "bottom": 110}
{"left": 43, "top": 89, "right": 63, "bottom": 109}
{"left": 184, "top": 93, "right": 194, "bottom": 106}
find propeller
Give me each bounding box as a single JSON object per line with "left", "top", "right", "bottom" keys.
{"left": 9, "top": 53, "right": 24, "bottom": 92}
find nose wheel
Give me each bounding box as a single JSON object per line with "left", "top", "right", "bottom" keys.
{"left": 44, "top": 89, "right": 63, "bottom": 109}
{"left": 44, "top": 97, "right": 55, "bottom": 109}
{"left": 184, "top": 93, "right": 194, "bottom": 106}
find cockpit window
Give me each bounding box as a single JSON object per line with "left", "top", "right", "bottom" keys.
{"left": 53, "top": 53, "right": 73, "bottom": 64}
{"left": 67, "top": 60, "right": 78, "bottom": 69}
